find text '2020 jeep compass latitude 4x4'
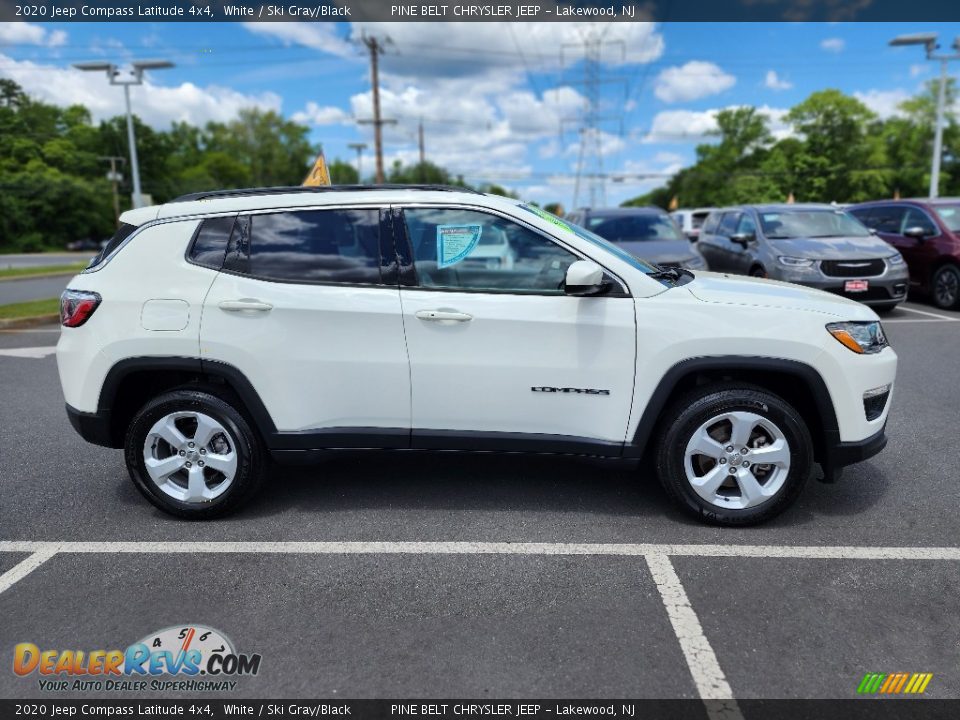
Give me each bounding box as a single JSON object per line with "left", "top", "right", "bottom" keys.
{"left": 57, "top": 186, "right": 896, "bottom": 526}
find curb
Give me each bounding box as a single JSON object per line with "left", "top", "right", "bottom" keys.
{"left": 0, "top": 314, "right": 60, "bottom": 330}
{"left": 0, "top": 271, "right": 79, "bottom": 284}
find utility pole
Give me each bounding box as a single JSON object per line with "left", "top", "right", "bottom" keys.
{"left": 357, "top": 35, "right": 396, "bottom": 184}
{"left": 348, "top": 142, "right": 368, "bottom": 183}
{"left": 100, "top": 155, "right": 126, "bottom": 227}
{"left": 418, "top": 117, "right": 425, "bottom": 181}
{"left": 560, "top": 29, "right": 625, "bottom": 209}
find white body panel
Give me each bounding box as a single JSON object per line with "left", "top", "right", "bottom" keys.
{"left": 200, "top": 273, "right": 410, "bottom": 432}
{"left": 400, "top": 290, "right": 636, "bottom": 441}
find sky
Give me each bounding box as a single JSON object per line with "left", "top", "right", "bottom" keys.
{"left": 2, "top": 20, "right": 960, "bottom": 208}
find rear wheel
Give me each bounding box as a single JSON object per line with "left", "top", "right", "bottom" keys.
{"left": 655, "top": 384, "right": 813, "bottom": 526}
{"left": 125, "top": 390, "right": 265, "bottom": 519}
{"left": 931, "top": 264, "right": 960, "bottom": 310}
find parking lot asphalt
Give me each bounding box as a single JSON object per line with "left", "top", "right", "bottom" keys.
{"left": 0, "top": 300, "right": 958, "bottom": 703}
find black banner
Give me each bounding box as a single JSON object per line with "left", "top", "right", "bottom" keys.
{"left": 2, "top": 700, "right": 960, "bottom": 720}
{"left": 3, "top": 0, "right": 960, "bottom": 23}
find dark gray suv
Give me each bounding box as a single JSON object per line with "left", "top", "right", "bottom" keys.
{"left": 698, "top": 204, "right": 909, "bottom": 311}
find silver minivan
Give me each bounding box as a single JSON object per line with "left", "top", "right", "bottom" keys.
{"left": 697, "top": 204, "right": 909, "bottom": 311}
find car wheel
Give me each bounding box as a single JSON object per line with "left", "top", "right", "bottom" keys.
{"left": 750, "top": 266, "right": 767, "bottom": 278}
{"left": 931, "top": 264, "right": 960, "bottom": 310}
{"left": 655, "top": 384, "right": 813, "bottom": 526}
{"left": 125, "top": 389, "right": 265, "bottom": 519}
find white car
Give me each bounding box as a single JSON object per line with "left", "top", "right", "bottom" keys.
{"left": 671, "top": 207, "right": 718, "bottom": 241}
{"left": 57, "top": 185, "right": 896, "bottom": 526}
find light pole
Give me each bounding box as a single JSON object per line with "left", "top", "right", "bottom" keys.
{"left": 348, "top": 142, "right": 368, "bottom": 183}
{"left": 73, "top": 59, "right": 174, "bottom": 208}
{"left": 889, "top": 33, "right": 960, "bottom": 199}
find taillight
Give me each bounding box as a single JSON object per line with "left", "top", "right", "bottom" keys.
{"left": 60, "top": 289, "right": 101, "bottom": 328}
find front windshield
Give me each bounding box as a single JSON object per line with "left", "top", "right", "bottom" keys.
{"left": 759, "top": 209, "right": 872, "bottom": 239}
{"left": 934, "top": 205, "right": 960, "bottom": 232}
{"left": 518, "top": 204, "right": 658, "bottom": 274}
{"left": 586, "top": 214, "right": 686, "bottom": 243}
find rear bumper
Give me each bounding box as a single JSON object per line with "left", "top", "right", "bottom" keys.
{"left": 65, "top": 403, "right": 116, "bottom": 448}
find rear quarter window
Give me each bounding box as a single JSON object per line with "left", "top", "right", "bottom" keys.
{"left": 86, "top": 222, "right": 138, "bottom": 270}
{"left": 188, "top": 215, "right": 236, "bottom": 270}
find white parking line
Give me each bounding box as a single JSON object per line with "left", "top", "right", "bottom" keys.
{"left": 2, "top": 540, "right": 959, "bottom": 559}
{"left": 0, "top": 346, "right": 57, "bottom": 358}
{"left": 0, "top": 548, "right": 57, "bottom": 595}
{"left": 646, "top": 554, "right": 742, "bottom": 718}
{"left": 896, "top": 306, "right": 959, "bottom": 321}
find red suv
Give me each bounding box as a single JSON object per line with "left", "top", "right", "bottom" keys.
{"left": 849, "top": 199, "right": 960, "bottom": 310}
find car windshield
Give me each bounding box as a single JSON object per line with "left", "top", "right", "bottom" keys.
{"left": 934, "top": 205, "right": 960, "bottom": 232}
{"left": 518, "top": 204, "right": 657, "bottom": 274}
{"left": 758, "top": 209, "right": 871, "bottom": 239}
{"left": 587, "top": 214, "right": 686, "bottom": 243}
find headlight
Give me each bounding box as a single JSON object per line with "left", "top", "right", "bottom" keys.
{"left": 778, "top": 255, "right": 814, "bottom": 267}
{"left": 887, "top": 253, "right": 905, "bottom": 265}
{"left": 826, "top": 321, "right": 889, "bottom": 354}
{"left": 682, "top": 255, "right": 706, "bottom": 270}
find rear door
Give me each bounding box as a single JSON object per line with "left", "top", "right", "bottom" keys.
{"left": 200, "top": 206, "right": 411, "bottom": 444}
{"left": 393, "top": 205, "right": 636, "bottom": 450}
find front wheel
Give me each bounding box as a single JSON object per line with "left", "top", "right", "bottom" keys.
{"left": 125, "top": 390, "right": 266, "bottom": 519}
{"left": 931, "top": 264, "right": 960, "bottom": 310}
{"left": 655, "top": 384, "right": 813, "bottom": 526}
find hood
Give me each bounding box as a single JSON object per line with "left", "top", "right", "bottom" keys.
{"left": 686, "top": 271, "right": 878, "bottom": 319}
{"left": 616, "top": 239, "right": 698, "bottom": 264}
{"left": 771, "top": 235, "right": 895, "bottom": 259}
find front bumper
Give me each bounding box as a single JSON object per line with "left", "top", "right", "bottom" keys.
{"left": 821, "top": 423, "right": 887, "bottom": 481}
{"left": 66, "top": 403, "right": 117, "bottom": 448}
{"left": 776, "top": 264, "right": 909, "bottom": 305}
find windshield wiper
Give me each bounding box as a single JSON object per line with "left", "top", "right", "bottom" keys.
{"left": 648, "top": 266, "right": 693, "bottom": 283}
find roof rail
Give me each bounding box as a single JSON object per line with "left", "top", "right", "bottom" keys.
{"left": 170, "top": 184, "right": 483, "bottom": 203}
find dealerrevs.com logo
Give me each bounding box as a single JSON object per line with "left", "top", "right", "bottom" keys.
{"left": 13, "top": 624, "right": 262, "bottom": 693}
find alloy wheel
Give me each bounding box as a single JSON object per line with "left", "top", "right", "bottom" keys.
{"left": 934, "top": 267, "right": 959, "bottom": 308}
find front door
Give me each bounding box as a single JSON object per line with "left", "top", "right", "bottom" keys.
{"left": 394, "top": 206, "right": 637, "bottom": 450}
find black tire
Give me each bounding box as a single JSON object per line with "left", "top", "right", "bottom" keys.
{"left": 931, "top": 264, "right": 960, "bottom": 310}
{"left": 655, "top": 383, "right": 813, "bottom": 526}
{"left": 125, "top": 390, "right": 266, "bottom": 519}
{"left": 750, "top": 266, "right": 767, "bottom": 278}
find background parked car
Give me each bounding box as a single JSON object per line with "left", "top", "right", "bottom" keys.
{"left": 671, "top": 207, "right": 718, "bottom": 241}
{"left": 698, "top": 204, "right": 908, "bottom": 311}
{"left": 849, "top": 198, "right": 960, "bottom": 310}
{"left": 566, "top": 207, "right": 707, "bottom": 270}
{"left": 65, "top": 239, "right": 101, "bottom": 252}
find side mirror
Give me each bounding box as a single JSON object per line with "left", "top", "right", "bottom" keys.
{"left": 903, "top": 226, "right": 931, "bottom": 241}
{"left": 730, "top": 232, "right": 755, "bottom": 247}
{"left": 564, "top": 260, "right": 607, "bottom": 296}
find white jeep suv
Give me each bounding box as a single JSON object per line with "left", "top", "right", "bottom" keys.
{"left": 57, "top": 185, "right": 896, "bottom": 525}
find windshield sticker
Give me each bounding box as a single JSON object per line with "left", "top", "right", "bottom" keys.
{"left": 437, "top": 224, "right": 482, "bottom": 268}
{"left": 521, "top": 204, "right": 573, "bottom": 233}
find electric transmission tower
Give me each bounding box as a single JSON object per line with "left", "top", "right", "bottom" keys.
{"left": 561, "top": 27, "right": 625, "bottom": 209}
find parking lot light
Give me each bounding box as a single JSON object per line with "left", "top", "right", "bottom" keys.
{"left": 73, "top": 59, "right": 175, "bottom": 209}
{"left": 889, "top": 33, "right": 960, "bottom": 199}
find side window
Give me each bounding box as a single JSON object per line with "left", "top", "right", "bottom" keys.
{"left": 871, "top": 206, "right": 908, "bottom": 234}
{"left": 188, "top": 216, "right": 235, "bottom": 270}
{"left": 88, "top": 222, "right": 138, "bottom": 269}
{"left": 902, "top": 208, "right": 938, "bottom": 236}
{"left": 237, "top": 209, "right": 382, "bottom": 284}
{"left": 701, "top": 213, "right": 720, "bottom": 235}
{"left": 849, "top": 207, "right": 876, "bottom": 228}
{"left": 737, "top": 213, "right": 757, "bottom": 236}
{"left": 717, "top": 212, "right": 741, "bottom": 237}
{"left": 403, "top": 208, "right": 579, "bottom": 294}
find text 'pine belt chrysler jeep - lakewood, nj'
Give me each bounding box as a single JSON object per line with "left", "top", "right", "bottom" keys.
{"left": 57, "top": 186, "right": 897, "bottom": 526}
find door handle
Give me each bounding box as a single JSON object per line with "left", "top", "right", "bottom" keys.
{"left": 415, "top": 309, "right": 473, "bottom": 322}
{"left": 218, "top": 299, "right": 273, "bottom": 313}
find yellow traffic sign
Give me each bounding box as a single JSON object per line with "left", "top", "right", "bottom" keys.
{"left": 303, "top": 150, "right": 332, "bottom": 186}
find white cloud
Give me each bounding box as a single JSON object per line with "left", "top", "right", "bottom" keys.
{"left": 820, "top": 38, "right": 845, "bottom": 53}
{"left": 242, "top": 22, "right": 354, "bottom": 58}
{"left": 291, "top": 102, "right": 352, "bottom": 126}
{"left": 853, "top": 89, "right": 910, "bottom": 119}
{"left": 910, "top": 64, "right": 930, "bottom": 78}
{"left": 0, "top": 55, "right": 281, "bottom": 128}
{"left": 654, "top": 61, "right": 736, "bottom": 103}
{"left": 764, "top": 70, "right": 793, "bottom": 91}
{"left": 0, "top": 22, "right": 67, "bottom": 47}
{"left": 644, "top": 105, "right": 791, "bottom": 143}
